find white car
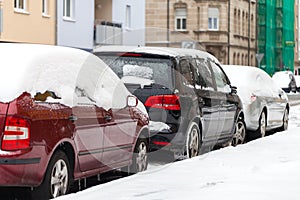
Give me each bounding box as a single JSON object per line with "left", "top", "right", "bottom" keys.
{"left": 272, "top": 71, "right": 297, "bottom": 93}
{"left": 222, "top": 65, "right": 289, "bottom": 139}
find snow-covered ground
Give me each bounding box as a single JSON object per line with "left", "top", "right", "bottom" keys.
{"left": 57, "top": 105, "right": 300, "bottom": 200}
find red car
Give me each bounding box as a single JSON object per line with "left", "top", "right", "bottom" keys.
{"left": 0, "top": 43, "right": 149, "bottom": 199}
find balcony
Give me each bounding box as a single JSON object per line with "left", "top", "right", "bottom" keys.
{"left": 94, "top": 21, "right": 123, "bottom": 45}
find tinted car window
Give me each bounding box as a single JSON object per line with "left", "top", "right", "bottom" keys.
{"left": 194, "top": 58, "right": 214, "bottom": 91}
{"left": 210, "top": 61, "right": 231, "bottom": 93}
{"left": 98, "top": 55, "right": 173, "bottom": 89}
{"left": 180, "top": 59, "right": 194, "bottom": 86}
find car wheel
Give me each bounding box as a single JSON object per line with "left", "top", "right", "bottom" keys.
{"left": 280, "top": 108, "right": 289, "bottom": 131}
{"left": 32, "top": 150, "right": 71, "bottom": 199}
{"left": 186, "top": 122, "right": 201, "bottom": 158}
{"left": 232, "top": 118, "right": 246, "bottom": 146}
{"left": 130, "top": 138, "right": 148, "bottom": 174}
{"left": 258, "top": 111, "right": 266, "bottom": 138}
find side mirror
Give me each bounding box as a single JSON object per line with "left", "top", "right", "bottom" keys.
{"left": 127, "top": 95, "right": 138, "bottom": 107}
{"left": 230, "top": 85, "right": 237, "bottom": 94}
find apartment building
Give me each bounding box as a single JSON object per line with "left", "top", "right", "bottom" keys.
{"left": 57, "top": 0, "right": 94, "bottom": 51}
{"left": 94, "top": 0, "right": 145, "bottom": 46}
{"left": 145, "top": 0, "right": 257, "bottom": 65}
{"left": 0, "top": 0, "right": 56, "bottom": 44}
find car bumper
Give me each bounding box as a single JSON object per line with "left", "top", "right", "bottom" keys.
{"left": 0, "top": 146, "right": 46, "bottom": 187}
{"left": 149, "top": 130, "right": 186, "bottom": 153}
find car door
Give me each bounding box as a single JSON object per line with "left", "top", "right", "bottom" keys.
{"left": 192, "top": 57, "right": 220, "bottom": 143}
{"left": 101, "top": 106, "right": 137, "bottom": 168}
{"left": 177, "top": 58, "right": 200, "bottom": 133}
{"left": 259, "top": 72, "right": 287, "bottom": 127}
{"left": 209, "top": 60, "right": 237, "bottom": 138}
{"left": 73, "top": 94, "right": 106, "bottom": 172}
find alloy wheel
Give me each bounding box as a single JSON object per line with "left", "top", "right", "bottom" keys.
{"left": 232, "top": 119, "right": 246, "bottom": 146}
{"left": 50, "top": 159, "right": 69, "bottom": 198}
{"left": 259, "top": 112, "right": 266, "bottom": 137}
{"left": 282, "top": 109, "right": 289, "bottom": 131}
{"left": 186, "top": 123, "right": 200, "bottom": 158}
{"left": 135, "top": 140, "right": 148, "bottom": 172}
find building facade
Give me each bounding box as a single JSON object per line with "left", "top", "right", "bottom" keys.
{"left": 145, "top": 0, "right": 257, "bottom": 65}
{"left": 94, "top": 0, "right": 145, "bottom": 46}
{"left": 0, "top": 0, "right": 56, "bottom": 44}
{"left": 57, "top": 0, "right": 94, "bottom": 51}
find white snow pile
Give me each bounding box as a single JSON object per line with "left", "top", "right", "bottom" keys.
{"left": 0, "top": 43, "right": 146, "bottom": 113}
{"left": 123, "top": 64, "right": 153, "bottom": 80}
{"left": 56, "top": 104, "right": 300, "bottom": 200}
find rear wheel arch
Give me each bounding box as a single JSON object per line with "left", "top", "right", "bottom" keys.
{"left": 262, "top": 107, "right": 268, "bottom": 123}
{"left": 192, "top": 117, "right": 203, "bottom": 142}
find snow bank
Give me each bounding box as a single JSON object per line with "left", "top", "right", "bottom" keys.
{"left": 56, "top": 105, "right": 300, "bottom": 200}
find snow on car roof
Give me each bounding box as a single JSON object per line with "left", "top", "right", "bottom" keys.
{"left": 222, "top": 65, "right": 286, "bottom": 104}
{"left": 272, "top": 71, "right": 294, "bottom": 88}
{"left": 0, "top": 43, "right": 135, "bottom": 111}
{"left": 93, "top": 45, "right": 221, "bottom": 65}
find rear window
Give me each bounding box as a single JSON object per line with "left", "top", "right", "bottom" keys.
{"left": 95, "top": 54, "right": 174, "bottom": 89}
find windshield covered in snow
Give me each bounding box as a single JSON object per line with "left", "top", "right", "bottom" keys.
{"left": 96, "top": 55, "right": 174, "bottom": 89}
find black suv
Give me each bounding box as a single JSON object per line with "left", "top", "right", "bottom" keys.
{"left": 94, "top": 46, "right": 245, "bottom": 158}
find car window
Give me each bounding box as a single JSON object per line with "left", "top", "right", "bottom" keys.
{"left": 97, "top": 55, "right": 173, "bottom": 89}
{"left": 34, "top": 91, "right": 60, "bottom": 102}
{"left": 75, "top": 87, "right": 96, "bottom": 105}
{"left": 210, "top": 61, "right": 231, "bottom": 93}
{"left": 179, "top": 59, "right": 194, "bottom": 86}
{"left": 194, "top": 58, "right": 214, "bottom": 91}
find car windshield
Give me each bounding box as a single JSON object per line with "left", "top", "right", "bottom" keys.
{"left": 96, "top": 54, "right": 174, "bottom": 90}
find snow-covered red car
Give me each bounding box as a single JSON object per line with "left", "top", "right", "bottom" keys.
{"left": 0, "top": 43, "right": 149, "bottom": 199}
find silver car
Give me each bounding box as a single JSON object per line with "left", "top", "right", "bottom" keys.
{"left": 222, "top": 65, "right": 289, "bottom": 139}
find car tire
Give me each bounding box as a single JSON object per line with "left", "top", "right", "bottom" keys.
{"left": 280, "top": 108, "right": 289, "bottom": 131}
{"left": 185, "top": 122, "right": 201, "bottom": 158}
{"left": 231, "top": 117, "right": 246, "bottom": 146}
{"left": 31, "top": 150, "right": 71, "bottom": 199}
{"left": 258, "top": 111, "right": 267, "bottom": 138}
{"left": 129, "top": 138, "right": 148, "bottom": 174}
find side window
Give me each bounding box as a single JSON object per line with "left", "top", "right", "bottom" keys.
{"left": 195, "top": 58, "right": 214, "bottom": 91}
{"left": 179, "top": 59, "right": 194, "bottom": 86}
{"left": 210, "top": 61, "right": 231, "bottom": 93}
{"left": 75, "top": 87, "right": 96, "bottom": 105}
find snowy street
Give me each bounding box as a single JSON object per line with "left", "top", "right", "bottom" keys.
{"left": 54, "top": 101, "right": 300, "bottom": 200}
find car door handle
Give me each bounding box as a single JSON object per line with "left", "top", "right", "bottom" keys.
{"left": 68, "top": 115, "right": 78, "bottom": 121}
{"left": 104, "top": 115, "right": 112, "bottom": 122}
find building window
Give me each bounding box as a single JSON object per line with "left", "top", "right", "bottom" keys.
{"left": 63, "top": 0, "right": 73, "bottom": 18}
{"left": 233, "top": 53, "right": 236, "bottom": 65}
{"left": 42, "top": 0, "right": 48, "bottom": 15}
{"left": 125, "top": 5, "right": 131, "bottom": 28}
{"left": 14, "top": 0, "right": 27, "bottom": 11}
{"left": 234, "top": 9, "right": 237, "bottom": 34}
{"left": 208, "top": 8, "right": 219, "bottom": 30}
{"left": 175, "top": 8, "right": 187, "bottom": 31}
{"left": 238, "top": 10, "right": 241, "bottom": 35}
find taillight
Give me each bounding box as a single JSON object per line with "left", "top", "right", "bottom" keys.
{"left": 1, "top": 116, "right": 31, "bottom": 151}
{"left": 144, "top": 95, "right": 181, "bottom": 110}
{"left": 152, "top": 141, "right": 171, "bottom": 146}
{"left": 250, "top": 94, "right": 257, "bottom": 102}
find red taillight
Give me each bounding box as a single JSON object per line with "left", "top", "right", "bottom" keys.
{"left": 1, "top": 116, "right": 30, "bottom": 151}
{"left": 144, "top": 95, "right": 181, "bottom": 110}
{"left": 152, "top": 141, "right": 171, "bottom": 146}
{"left": 250, "top": 94, "right": 257, "bottom": 102}
{"left": 119, "top": 53, "right": 142, "bottom": 57}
